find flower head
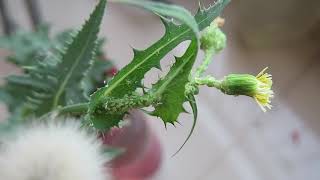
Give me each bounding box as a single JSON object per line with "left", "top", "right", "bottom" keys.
{"left": 220, "top": 67, "right": 274, "bottom": 112}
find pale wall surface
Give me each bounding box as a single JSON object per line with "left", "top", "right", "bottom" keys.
{"left": 0, "top": 0, "right": 320, "bottom": 180}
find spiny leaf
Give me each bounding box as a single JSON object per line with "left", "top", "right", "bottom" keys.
{"left": 50, "top": 0, "right": 107, "bottom": 108}
{"left": 173, "top": 94, "right": 198, "bottom": 156}
{"left": 89, "top": 0, "right": 230, "bottom": 129}
{"left": 0, "top": 25, "right": 51, "bottom": 66}
{"left": 150, "top": 39, "right": 198, "bottom": 124}
{"left": 1, "top": 0, "right": 107, "bottom": 118}
{"left": 0, "top": 80, "right": 35, "bottom": 114}
{"left": 96, "top": 0, "right": 229, "bottom": 97}
{"left": 6, "top": 75, "right": 51, "bottom": 90}
{"left": 115, "top": 0, "right": 199, "bottom": 36}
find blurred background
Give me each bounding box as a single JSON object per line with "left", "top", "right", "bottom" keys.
{"left": 0, "top": 0, "right": 320, "bottom": 179}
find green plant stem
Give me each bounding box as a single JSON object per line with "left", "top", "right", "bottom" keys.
{"left": 185, "top": 49, "right": 218, "bottom": 96}
{"left": 185, "top": 75, "right": 222, "bottom": 97}
{"left": 58, "top": 103, "right": 89, "bottom": 115}
{"left": 194, "top": 76, "right": 221, "bottom": 89}
{"left": 194, "top": 49, "right": 215, "bottom": 78}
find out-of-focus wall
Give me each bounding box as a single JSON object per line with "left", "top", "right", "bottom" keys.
{"left": 0, "top": 0, "right": 320, "bottom": 180}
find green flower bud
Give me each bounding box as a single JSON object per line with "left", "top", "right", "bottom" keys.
{"left": 220, "top": 74, "right": 258, "bottom": 96}
{"left": 200, "top": 17, "right": 226, "bottom": 52}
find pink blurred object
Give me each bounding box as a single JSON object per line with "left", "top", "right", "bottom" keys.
{"left": 291, "top": 129, "right": 301, "bottom": 145}
{"left": 101, "top": 110, "right": 162, "bottom": 180}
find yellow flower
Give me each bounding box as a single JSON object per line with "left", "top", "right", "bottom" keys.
{"left": 219, "top": 67, "right": 274, "bottom": 112}
{"left": 254, "top": 67, "right": 274, "bottom": 112}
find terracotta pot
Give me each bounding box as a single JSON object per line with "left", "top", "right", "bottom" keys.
{"left": 101, "top": 110, "right": 162, "bottom": 180}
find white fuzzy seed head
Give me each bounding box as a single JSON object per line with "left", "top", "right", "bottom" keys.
{"left": 0, "top": 119, "right": 111, "bottom": 180}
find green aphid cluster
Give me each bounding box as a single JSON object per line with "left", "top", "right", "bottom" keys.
{"left": 93, "top": 93, "right": 158, "bottom": 115}
{"left": 200, "top": 20, "right": 226, "bottom": 52}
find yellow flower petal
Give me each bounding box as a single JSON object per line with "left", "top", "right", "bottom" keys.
{"left": 254, "top": 67, "right": 274, "bottom": 112}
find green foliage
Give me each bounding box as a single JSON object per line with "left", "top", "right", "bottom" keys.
{"left": 83, "top": 58, "right": 112, "bottom": 97}
{"left": 89, "top": 0, "right": 230, "bottom": 129}
{"left": 48, "top": 0, "right": 106, "bottom": 109}
{"left": 0, "top": 25, "right": 51, "bottom": 66}
{"left": 0, "top": 0, "right": 235, "bottom": 154}
{"left": 0, "top": 0, "right": 109, "bottom": 120}
{"left": 115, "top": 0, "right": 199, "bottom": 35}
{"left": 150, "top": 39, "right": 198, "bottom": 124}
{"left": 173, "top": 94, "right": 198, "bottom": 156}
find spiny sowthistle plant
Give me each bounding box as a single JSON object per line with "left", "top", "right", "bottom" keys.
{"left": 0, "top": 0, "right": 273, "bottom": 154}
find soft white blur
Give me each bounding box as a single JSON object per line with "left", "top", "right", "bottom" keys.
{"left": 0, "top": 0, "right": 319, "bottom": 180}
{"left": 0, "top": 118, "right": 110, "bottom": 180}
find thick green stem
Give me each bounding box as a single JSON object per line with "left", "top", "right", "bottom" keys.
{"left": 185, "top": 75, "right": 222, "bottom": 97}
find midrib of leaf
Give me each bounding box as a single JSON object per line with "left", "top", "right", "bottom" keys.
{"left": 150, "top": 39, "right": 197, "bottom": 124}
{"left": 102, "top": 12, "right": 214, "bottom": 97}
{"left": 52, "top": 32, "right": 95, "bottom": 108}
{"left": 51, "top": 0, "right": 106, "bottom": 109}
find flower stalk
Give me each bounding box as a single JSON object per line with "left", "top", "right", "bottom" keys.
{"left": 194, "top": 17, "right": 226, "bottom": 78}
{"left": 190, "top": 68, "right": 274, "bottom": 112}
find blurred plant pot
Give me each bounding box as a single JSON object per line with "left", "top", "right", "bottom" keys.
{"left": 101, "top": 110, "right": 162, "bottom": 180}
